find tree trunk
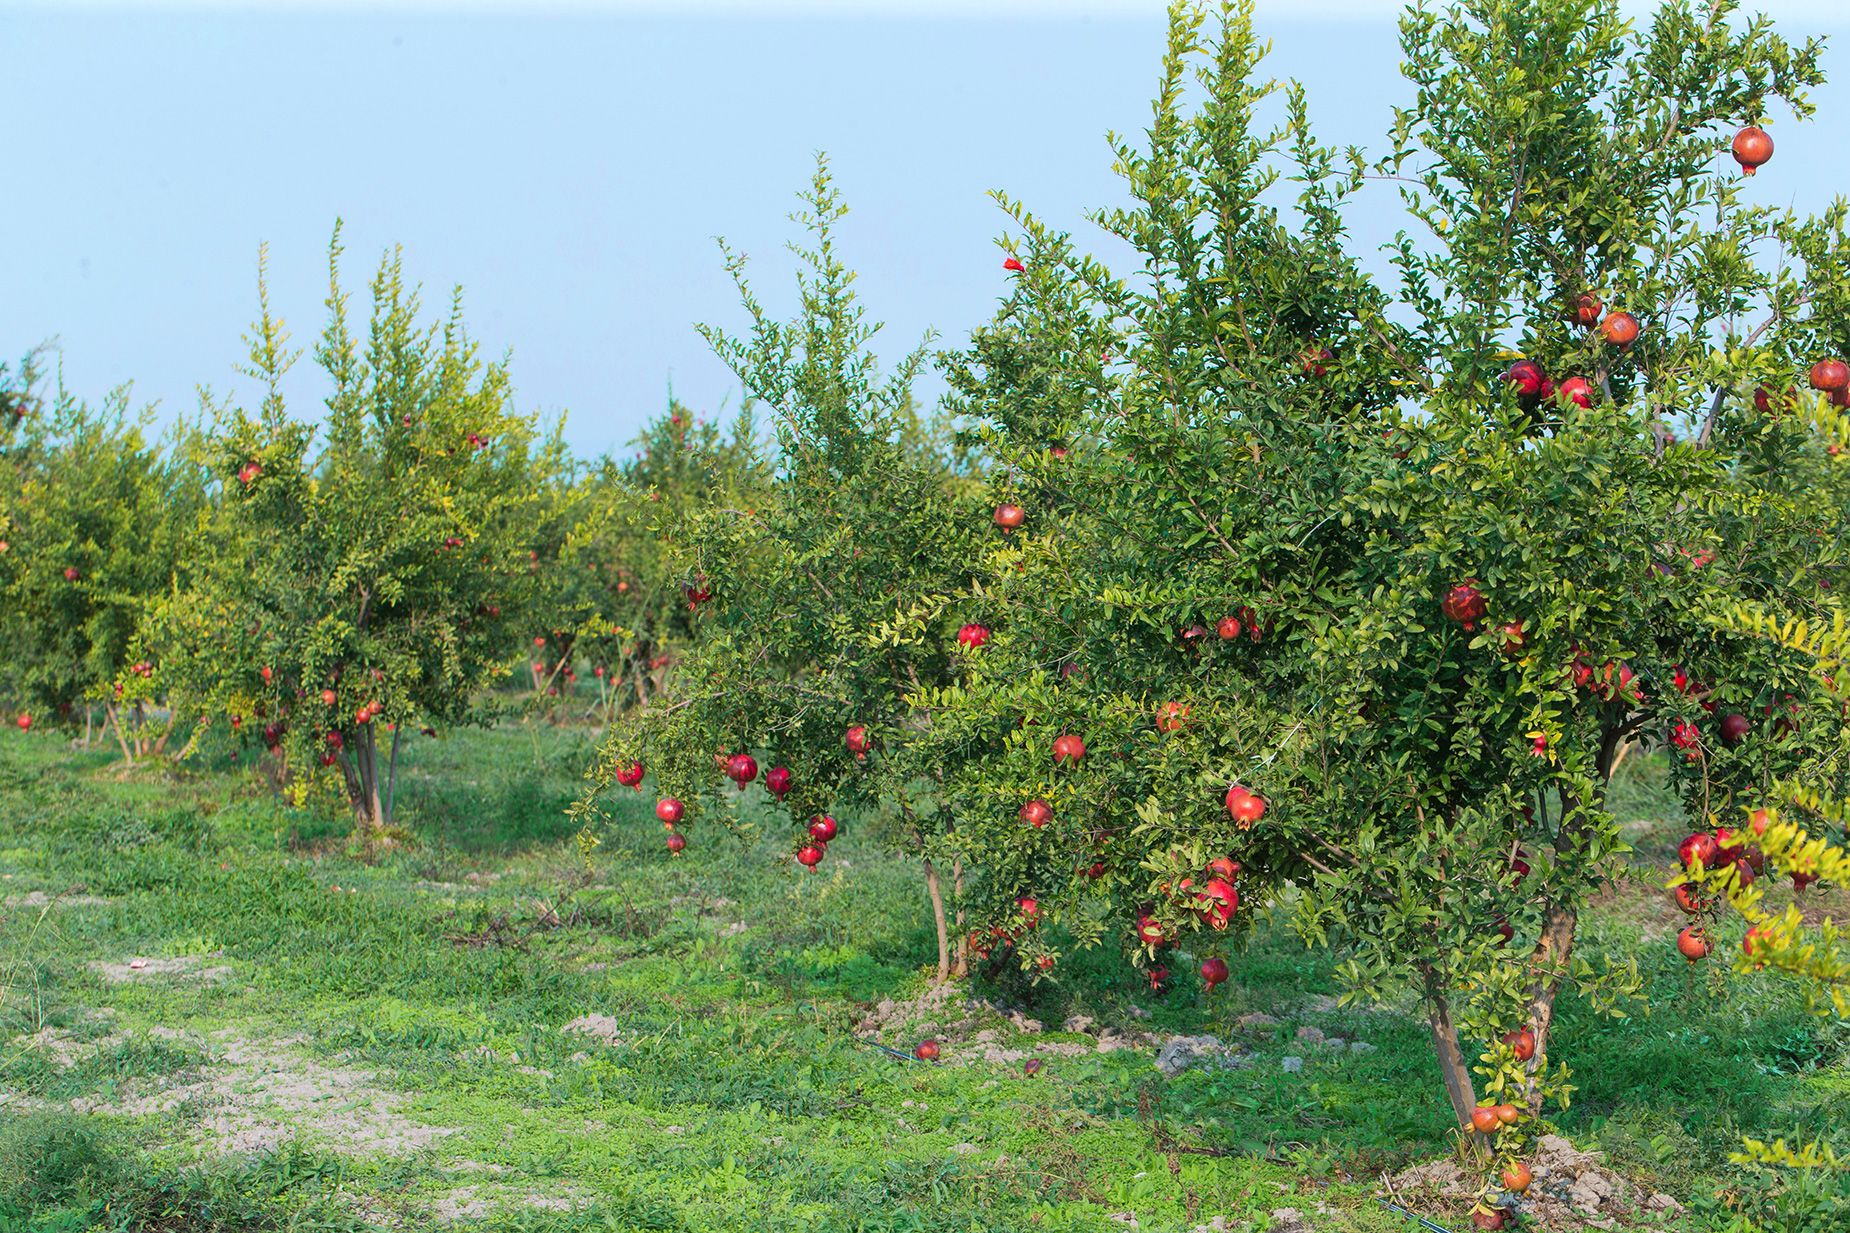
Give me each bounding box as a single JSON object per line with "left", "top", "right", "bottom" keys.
{"left": 383, "top": 727, "right": 402, "bottom": 828}
{"left": 922, "top": 857, "right": 951, "bottom": 985}
{"left": 1520, "top": 904, "right": 1578, "bottom": 1107}
{"left": 83, "top": 707, "right": 93, "bottom": 748}
{"left": 105, "top": 704, "right": 134, "bottom": 764}
{"left": 1419, "top": 962, "right": 1482, "bottom": 1135}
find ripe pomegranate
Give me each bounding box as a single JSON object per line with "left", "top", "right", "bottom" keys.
{"left": 1505, "top": 358, "right": 1545, "bottom": 398}
{"left": 1677, "top": 925, "right": 1711, "bottom": 962}
{"left": 1810, "top": 359, "right": 1850, "bottom": 394}
{"left": 1599, "top": 311, "right": 1640, "bottom": 348}
{"left": 320, "top": 689, "right": 338, "bottom": 707}
{"left": 656, "top": 797, "right": 685, "bottom": 824}
{"left": 63, "top": 566, "right": 80, "bottom": 582}
{"left": 1155, "top": 701, "right": 1190, "bottom": 733}
{"left": 1503, "top": 1028, "right": 1535, "bottom": 1061}
{"left": 1743, "top": 925, "right": 1772, "bottom": 965}
{"left": 797, "top": 844, "right": 825, "bottom": 868}
{"left": 1052, "top": 733, "right": 1086, "bottom": 764}
{"left": 261, "top": 665, "right": 273, "bottom": 684}
{"left": 1558, "top": 376, "right": 1594, "bottom": 408}
{"left": 845, "top": 725, "right": 871, "bottom": 755}
{"left": 725, "top": 753, "right": 759, "bottom": 786}
{"left": 1673, "top": 882, "right": 1706, "bottom": 914}
{"left": 665, "top": 832, "right": 687, "bottom": 854}
{"left": 808, "top": 815, "right": 837, "bottom": 842}
{"left": 15, "top": 714, "right": 30, "bottom": 731}
{"left": 1498, "top": 621, "right": 1526, "bottom": 656}
{"left": 615, "top": 761, "right": 645, "bottom": 788}
{"left": 1206, "top": 856, "right": 1240, "bottom": 881}
{"left": 1470, "top": 1107, "right": 1501, "bottom": 1134}
{"left": 1023, "top": 1057, "right": 1044, "bottom": 1077}
{"left": 1197, "top": 878, "right": 1239, "bottom": 929}
{"left": 1200, "top": 957, "right": 1229, "bottom": 989}
{"left": 1572, "top": 292, "right": 1604, "bottom": 327}
{"left": 1472, "top": 1210, "right": 1508, "bottom": 1231}
{"left": 1135, "top": 914, "right": 1167, "bottom": 946}
{"left": 956, "top": 623, "right": 991, "bottom": 650}
{"left": 1501, "top": 1161, "right": 1533, "bottom": 1194}
{"left": 1300, "top": 346, "right": 1333, "bottom": 377}
{"left": 1016, "top": 896, "right": 1040, "bottom": 924}
{"left": 1718, "top": 712, "right": 1750, "bottom": 744}
{"left": 915, "top": 1039, "right": 940, "bottom": 1061}
{"left": 1441, "top": 581, "right": 1487, "bottom": 629}
{"left": 1493, "top": 1104, "right": 1519, "bottom": 1125}
{"left": 1215, "top": 614, "right": 1244, "bottom": 640}
{"left": 1019, "top": 799, "right": 1052, "bottom": 829}
{"left": 993, "top": 503, "right": 1026, "bottom": 531}
{"left": 1679, "top": 831, "right": 1720, "bottom": 869}
{"left": 1792, "top": 869, "right": 1819, "bottom": 893}
{"left": 764, "top": 765, "right": 792, "bottom": 798}
{"left": 1225, "top": 784, "right": 1266, "bottom": 826}
{"left": 1731, "top": 125, "right": 1773, "bottom": 175}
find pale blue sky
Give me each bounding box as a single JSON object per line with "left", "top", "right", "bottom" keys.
{"left": 4, "top": 1, "right": 1845, "bottom": 456}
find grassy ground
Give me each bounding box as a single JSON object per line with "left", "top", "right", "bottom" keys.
{"left": 1, "top": 726, "right": 1845, "bottom": 1232}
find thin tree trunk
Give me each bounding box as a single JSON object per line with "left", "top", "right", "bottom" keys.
{"left": 1519, "top": 904, "right": 1578, "bottom": 1107}
{"left": 922, "top": 857, "right": 951, "bottom": 985}
{"left": 383, "top": 727, "right": 402, "bottom": 828}
{"left": 105, "top": 704, "right": 134, "bottom": 764}
{"left": 83, "top": 707, "right": 92, "bottom": 748}
{"left": 1419, "top": 962, "right": 1482, "bottom": 1136}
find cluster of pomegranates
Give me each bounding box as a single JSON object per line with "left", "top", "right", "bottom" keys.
{"left": 1672, "top": 810, "right": 1815, "bottom": 961}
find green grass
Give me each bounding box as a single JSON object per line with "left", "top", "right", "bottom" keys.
{"left": 1, "top": 730, "right": 1844, "bottom": 1232}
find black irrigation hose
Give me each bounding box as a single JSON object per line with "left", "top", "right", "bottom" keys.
{"left": 854, "top": 1035, "right": 925, "bottom": 1062}
{"left": 1377, "top": 1198, "right": 1462, "bottom": 1233}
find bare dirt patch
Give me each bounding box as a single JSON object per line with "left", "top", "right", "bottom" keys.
{"left": 2, "top": 888, "right": 111, "bottom": 910}
{"left": 855, "top": 984, "right": 1159, "bottom": 1063}
{"left": 90, "top": 954, "right": 234, "bottom": 984}
{"left": 562, "top": 1013, "right": 625, "bottom": 1046}
{"left": 70, "top": 1030, "right": 459, "bottom": 1156}
{"left": 1389, "top": 1133, "right": 1683, "bottom": 1230}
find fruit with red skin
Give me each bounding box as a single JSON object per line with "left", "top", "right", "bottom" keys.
{"left": 1732, "top": 858, "right": 1757, "bottom": 888}
{"left": 1197, "top": 877, "right": 1239, "bottom": 929}
{"left": 1731, "top": 125, "right": 1774, "bottom": 175}
{"left": 1494, "top": 916, "right": 1515, "bottom": 944}
{"left": 1674, "top": 883, "right": 1707, "bottom": 914}
{"left": 993, "top": 503, "right": 1026, "bottom": 531}
{"left": 1147, "top": 965, "right": 1170, "bottom": 993}
{"left": 1019, "top": 799, "right": 1052, "bottom": 829}
{"left": 1743, "top": 925, "right": 1772, "bottom": 965}
{"left": 1810, "top": 359, "right": 1850, "bottom": 394}
{"left": 63, "top": 566, "right": 80, "bottom": 582}
{"left": 1200, "top": 956, "right": 1229, "bottom": 989}
{"left": 1718, "top": 712, "right": 1750, "bottom": 744}
{"left": 1501, "top": 1161, "right": 1534, "bottom": 1194}
{"left": 1793, "top": 869, "right": 1819, "bottom": 892}
{"left": 1470, "top": 1107, "right": 1501, "bottom": 1134}
{"left": 915, "top": 1039, "right": 940, "bottom": 1061}
{"left": 260, "top": 665, "right": 273, "bottom": 684}
{"left": 957, "top": 623, "right": 991, "bottom": 650}
{"left": 1023, "top": 1057, "right": 1043, "bottom": 1077}
{"left": 1180, "top": 623, "right": 1210, "bottom": 646}
{"left": 1713, "top": 826, "right": 1746, "bottom": 865}
{"left": 615, "top": 761, "right": 645, "bottom": 788}
{"left": 1473, "top": 1208, "right": 1509, "bottom": 1230}
{"left": 1571, "top": 292, "right": 1603, "bottom": 327}
{"left": 665, "top": 832, "right": 686, "bottom": 854}
{"left": 1493, "top": 1104, "right": 1520, "bottom": 1126}
{"left": 1559, "top": 376, "right": 1595, "bottom": 408}
{"left": 1498, "top": 621, "right": 1526, "bottom": 656}
{"left": 1599, "top": 311, "right": 1640, "bottom": 348}
{"left": 656, "top": 797, "right": 685, "bottom": 824}
{"left": 1679, "top": 831, "right": 1720, "bottom": 869}
{"left": 1215, "top": 614, "right": 1244, "bottom": 640}
{"left": 1136, "top": 914, "right": 1167, "bottom": 946}
{"left": 808, "top": 814, "right": 837, "bottom": 842}
{"left": 320, "top": 689, "right": 338, "bottom": 707}
{"left": 1749, "top": 808, "right": 1771, "bottom": 837}
{"left": 1082, "top": 861, "right": 1106, "bottom": 878}
{"left": 1505, "top": 359, "right": 1545, "bottom": 398}
{"left": 1206, "top": 856, "right": 1240, "bottom": 881}
{"left": 1016, "top": 896, "right": 1040, "bottom": 925}
{"left": 1755, "top": 386, "right": 1795, "bottom": 416}
{"left": 764, "top": 765, "right": 793, "bottom": 798}
{"left": 1670, "top": 719, "right": 1701, "bottom": 757}
{"left": 1052, "top": 733, "right": 1086, "bottom": 764}
{"left": 1441, "top": 581, "right": 1487, "bottom": 629}
{"left": 1002, "top": 256, "right": 1024, "bottom": 272}
{"left": 1036, "top": 955, "right": 1055, "bottom": 972}
{"left": 1300, "top": 346, "right": 1333, "bottom": 377}
{"left": 1225, "top": 784, "right": 1266, "bottom": 826}
{"left": 15, "top": 714, "right": 29, "bottom": 731}
{"left": 1503, "top": 1028, "right": 1536, "bottom": 1061}
{"left": 533, "top": 635, "right": 546, "bottom": 648}
{"left": 1677, "top": 925, "right": 1712, "bottom": 961}
{"left": 796, "top": 844, "right": 825, "bottom": 868}
{"left": 725, "top": 753, "right": 759, "bottom": 786}
{"left": 1155, "top": 701, "right": 1190, "bottom": 733}
{"left": 845, "top": 725, "right": 871, "bottom": 755}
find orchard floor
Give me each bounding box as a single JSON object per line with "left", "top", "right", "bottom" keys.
{"left": 1, "top": 728, "right": 1845, "bottom": 1233}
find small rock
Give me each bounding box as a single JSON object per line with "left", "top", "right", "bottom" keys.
{"left": 1280, "top": 1055, "right": 1304, "bottom": 1073}
{"left": 1269, "top": 1207, "right": 1313, "bottom": 1233}
{"left": 1127, "top": 1005, "right": 1151, "bottom": 1020}
{"left": 1234, "top": 1012, "right": 1279, "bottom": 1029}
{"left": 1155, "top": 1035, "right": 1224, "bottom": 1077}
{"left": 1294, "top": 1025, "right": 1324, "bottom": 1044}
{"left": 1349, "top": 1041, "right": 1377, "bottom": 1054}
{"left": 1063, "top": 1014, "right": 1095, "bottom": 1034}
{"left": 1107, "top": 1214, "right": 1140, "bottom": 1229}
{"left": 950, "top": 1142, "right": 977, "bottom": 1155}
{"left": 1322, "top": 1036, "right": 1347, "bottom": 1049}
{"left": 1646, "top": 1194, "right": 1683, "bottom": 1213}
